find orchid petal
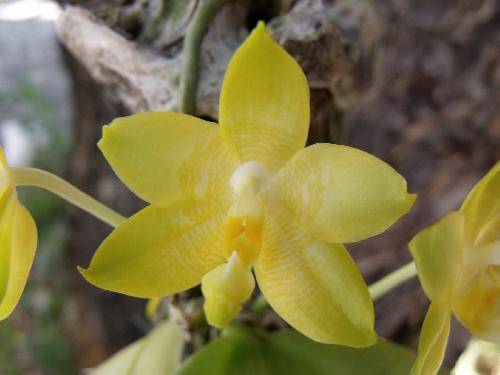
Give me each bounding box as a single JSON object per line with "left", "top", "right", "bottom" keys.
{"left": 411, "top": 302, "right": 451, "bottom": 375}
{"left": 461, "top": 162, "right": 500, "bottom": 246}
{"left": 99, "top": 112, "right": 239, "bottom": 207}
{"left": 454, "top": 264, "right": 500, "bottom": 343}
{"left": 272, "top": 144, "right": 415, "bottom": 243}
{"left": 254, "top": 206, "right": 377, "bottom": 347}
{"left": 409, "top": 211, "right": 464, "bottom": 303}
{"left": 219, "top": 22, "right": 310, "bottom": 170}
{"left": 81, "top": 199, "right": 226, "bottom": 298}
{"left": 93, "top": 319, "right": 184, "bottom": 374}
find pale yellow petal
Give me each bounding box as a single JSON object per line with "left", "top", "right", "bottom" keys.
{"left": 461, "top": 162, "right": 500, "bottom": 246}
{"left": 411, "top": 302, "right": 451, "bottom": 375}
{"left": 81, "top": 199, "right": 226, "bottom": 298}
{"left": 93, "top": 338, "right": 146, "bottom": 375}
{"left": 454, "top": 264, "right": 500, "bottom": 343}
{"left": 219, "top": 22, "right": 310, "bottom": 170}
{"left": 409, "top": 211, "right": 464, "bottom": 303}
{"left": 272, "top": 144, "right": 415, "bottom": 243}
{"left": 0, "top": 194, "right": 38, "bottom": 320}
{"left": 99, "top": 111, "right": 239, "bottom": 207}
{"left": 254, "top": 205, "right": 377, "bottom": 347}
{"left": 132, "top": 319, "right": 184, "bottom": 373}
{"left": 93, "top": 319, "right": 184, "bottom": 375}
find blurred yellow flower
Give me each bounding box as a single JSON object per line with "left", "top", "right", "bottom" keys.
{"left": 409, "top": 162, "right": 499, "bottom": 374}
{"left": 92, "top": 319, "right": 184, "bottom": 375}
{"left": 80, "top": 22, "right": 415, "bottom": 347}
{"left": 0, "top": 148, "right": 37, "bottom": 320}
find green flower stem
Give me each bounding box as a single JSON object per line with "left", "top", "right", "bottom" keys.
{"left": 179, "top": 0, "right": 230, "bottom": 114}
{"left": 11, "top": 167, "right": 126, "bottom": 228}
{"left": 251, "top": 261, "right": 417, "bottom": 311}
{"left": 368, "top": 261, "right": 417, "bottom": 301}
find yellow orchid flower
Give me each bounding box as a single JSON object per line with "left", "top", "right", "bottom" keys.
{"left": 80, "top": 22, "right": 415, "bottom": 347}
{"left": 0, "top": 148, "right": 38, "bottom": 320}
{"left": 409, "top": 162, "right": 500, "bottom": 374}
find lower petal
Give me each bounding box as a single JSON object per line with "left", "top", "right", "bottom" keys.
{"left": 254, "top": 205, "right": 377, "bottom": 347}
{"left": 411, "top": 302, "right": 451, "bottom": 375}
{"left": 81, "top": 199, "right": 227, "bottom": 298}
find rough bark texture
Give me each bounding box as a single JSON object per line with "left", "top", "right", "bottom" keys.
{"left": 346, "top": 0, "right": 500, "bottom": 363}
{"left": 62, "top": 49, "right": 148, "bottom": 367}
{"left": 56, "top": 0, "right": 499, "bottom": 368}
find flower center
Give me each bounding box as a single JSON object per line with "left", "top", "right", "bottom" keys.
{"left": 224, "top": 161, "right": 271, "bottom": 266}
{"left": 201, "top": 162, "right": 271, "bottom": 329}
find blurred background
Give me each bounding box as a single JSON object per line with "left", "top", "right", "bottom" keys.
{"left": 0, "top": 0, "right": 498, "bottom": 373}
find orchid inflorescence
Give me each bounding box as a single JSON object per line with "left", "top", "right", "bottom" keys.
{"left": 0, "top": 22, "right": 498, "bottom": 374}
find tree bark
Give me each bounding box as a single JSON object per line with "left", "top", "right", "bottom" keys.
{"left": 56, "top": 0, "right": 499, "bottom": 367}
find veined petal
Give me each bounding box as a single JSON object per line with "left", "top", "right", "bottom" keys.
{"left": 461, "top": 162, "right": 500, "bottom": 247}
{"left": 409, "top": 211, "right": 464, "bottom": 303}
{"left": 219, "top": 22, "right": 310, "bottom": 171}
{"left": 80, "top": 199, "right": 226, "bottom": 298}
{"left": 254, "top": 205, "right": 377, "bottom": 347}
{"left": 272, "top": 144, "right": 415, "bottom": 243}
{"left": 99, "top": 112, "right": 239, "bottom": 207}
{"left": 0, "top": 192, "right": 38, "bottom": 320}
{"left": 411, "top": 302, "right": 451, "bottom": 375}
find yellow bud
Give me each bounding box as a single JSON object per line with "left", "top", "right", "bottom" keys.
{"left": 201, "top": 252, "right": 255, "bottom": 329}
{"left": 202, "top": 294, "right": 242, "bottom": 329}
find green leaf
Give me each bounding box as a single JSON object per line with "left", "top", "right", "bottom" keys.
{"left": 175, "top": 325, "right": 449, "bottom": 375}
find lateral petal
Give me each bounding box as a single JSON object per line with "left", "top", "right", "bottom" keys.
{"left": 272, "top": 143, "right": 415, "bottom": 243}
{"left": 409, "top": 211, "right": 464, "bottom": 303}
{"left": 219, "top": 22, "right": 310, "bottom": 170}
{"left": 411, "top": 302, "right": 451, "bottom": 375}
{"left": 254, "top": 205, "right": 377, "bottom": 347}
{"left": 81, "top": 199, "right": 226, "bottom": 298}
{"left": 461, "top": 162, "right": 500, "bottom": 246}
{"left": 99, "top": 111, "right": 239, "bottom": 207}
